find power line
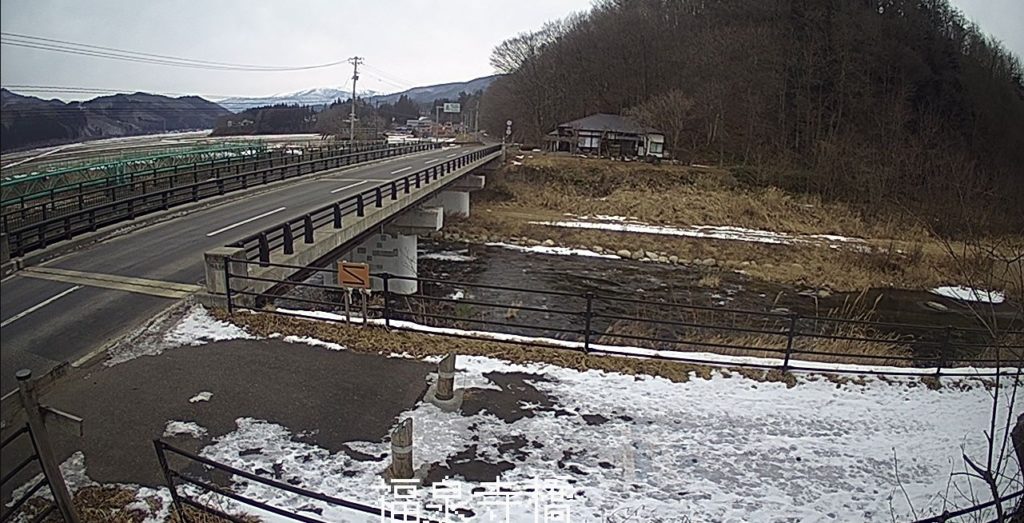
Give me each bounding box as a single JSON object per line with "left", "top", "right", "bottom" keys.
{"left": 0, "top": 32, "right": 348, "bottom": 71}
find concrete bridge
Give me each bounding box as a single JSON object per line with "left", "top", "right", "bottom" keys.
{"left": 0, "top": 142, "right": 501, "bottom": 393}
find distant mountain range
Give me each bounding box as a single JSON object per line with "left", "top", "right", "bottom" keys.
{"left": 0, "top": 89, "right": 230, "bottom": 152}
{"left": 217, "top": 75, "right": 500, "bottom": 112}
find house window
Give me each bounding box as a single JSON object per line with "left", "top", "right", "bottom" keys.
{"left": 578, "top": 136, "right": 600, "bottom": 149}
{"left": 649, "top": 141, "right": 664, "bottom": 154}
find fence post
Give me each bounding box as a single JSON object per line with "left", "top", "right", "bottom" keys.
{"left": 382, "top": 273, "right": 392, "bottom": 329}
{"left": 152, "top": 441, "right": 187, "bottom": 520}
{"left": 258, "top": 233, "right": 270, "bottom": 267}
{"left": 583, "top": 292, "right": 594, "bottom": 353}
{"left": 936, "top": 326, "right": 952, "bottom": 376}
{"left": 224, "top": 258, "right": 234, "bottom": 315}
{"left": 303, "top": 215, "right": 314, "bottom": 243}
{"left": 283, "top": 226, "right": 294, "bottom": 255}
{"left": 375, "top": 187, "right": 383, "bottom": 208}
{"left": 16, "top": 370, "right": 81, "bottom": 523}
{"left": 389, "top": 418, "right": 414, "bottom": 480}
{"left": 357, "top": 194, "right": 365, "bottom": 217}
{"left": 333, "top": 204, "right": 342, "bottom": 228}
{"left": 782, "top": 313, "right": 798, "bottom": 371}
{"left": 391, "top": 182, "right": 398, "bottom": 200}
{"left": 436, "top": 353, "right": 456, "bottom": 401}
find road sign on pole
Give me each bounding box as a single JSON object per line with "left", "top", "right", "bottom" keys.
{"left": 338, "top": 261, "right": 370, "bottom": 289}
{"left": 443, "top": 102, "right": 461, "bottom": 113}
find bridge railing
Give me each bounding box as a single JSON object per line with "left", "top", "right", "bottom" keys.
{"left": 222, "top": 258, "right": 1023, "bottom": 379}
{"left": 229, "top": 144, "right": 503, "bottom": 263}
{"left": 0, "top": 142, "right": 384, "bottom": 232}
{"left": 1, "top": 143, "right": 438, "bottom": 258}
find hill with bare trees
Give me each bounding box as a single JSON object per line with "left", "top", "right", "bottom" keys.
{"left": 481, "top": 0, "right": 1024, "bottom": 236}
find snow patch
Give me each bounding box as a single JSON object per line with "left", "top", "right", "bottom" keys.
{"left": 163, "top": 305, "right": 255, "bottom": 347}
{"left": 163, "top": 420, "right": 208, "bottom": 438}
{"left": 420, "top": 250, "right": 477, "bottom": 262}
{"left": 282, "top": 335, "right": 346, "bottom": 351}
{"left": 485, "top": 242, "right": 620, "bottom": 259}
{"left": 930, "top": 285, "right": 1006, "bottom": 304}
{"left": 189, "top": 391, "right": 213, "bottom": 403}
{"left": 532, "top": 219, "right": 866, "bottom": 247}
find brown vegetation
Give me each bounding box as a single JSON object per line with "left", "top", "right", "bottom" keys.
{"left": 448, "top": 156, "right": 1023, "bottom": 295}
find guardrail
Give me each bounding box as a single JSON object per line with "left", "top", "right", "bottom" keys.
{"left": 223, "top": 259, "right": 1023, "bottom": 378}
{"left": 228, "top": 144, "right": 502, "bottom": 263}
{"left": 0, "top": 425, "right": 62, "bottom": 522}
{"left": 154, "top": 439, "right": 425, "bottom": 522}
{"left": 2, "top": 143, "right": 439, "bottom": 258}
{"left": 0, "top": 142, "right": 384, "bottom": 231}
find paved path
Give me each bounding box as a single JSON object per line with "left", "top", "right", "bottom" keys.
{"left": 0, "top": 145, "right": 481, "bottom": 393}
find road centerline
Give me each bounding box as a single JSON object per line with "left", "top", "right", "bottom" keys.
{"left": 424, "top": 158, "right": 439, "bottom": 164}
{"left": 205, "top": 206, "right": 287, "bottom": 237}
{"left": 1, "top": 285, "right": 82, "bottom": 328}
{"left": 330, "top": 180, "right": 369, "bottom": 194}
{"left": 390, "top": 166, "right": 412, "bottom": 175}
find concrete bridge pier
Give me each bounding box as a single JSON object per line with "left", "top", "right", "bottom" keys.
{"left": 331, "top": 206, "right": 444, "bottom": 295}
{"left": 423, "top": 174, "right": 485, "bottom": 217}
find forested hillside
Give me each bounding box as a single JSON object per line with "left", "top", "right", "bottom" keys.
{"left": 481, "top": 0, "right": 1024, "bottom": 235}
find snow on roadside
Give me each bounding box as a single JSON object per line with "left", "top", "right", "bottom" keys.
{"left": 485, "top": 242, "right": 621, "bottom": 259}
{"left": 282, "top": 335, "right": 346, "bottom": 351}
{"left": 531, "top": 217, "right": 867, "bottom": 248}
{"left": 193, "top": 354, "right": 1014, "bottom": 522}
{"left": 930, "top": 285, "right": 1006, "bottom": 304}
{"left": 189, "top": 391, "right": 213, "bottom": 403}
{"left": 106, "top": 304, "right": 257, "bottom": 366}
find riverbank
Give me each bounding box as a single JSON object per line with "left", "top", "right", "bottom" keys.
{"left": 443, "top": 154, "right": 1022, "bottom": 301}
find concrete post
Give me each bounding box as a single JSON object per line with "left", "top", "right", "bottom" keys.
{"left": 16, "top": 370, "right": 80, "bottom": 523}
{"left": 389, "top": 418, "right": 414, "bottom": 480}
{"left": 436, "top": 353, "right": 456, "bottom": 401}
{"left": 203, "top": 247, "right": 249, "bottom": 294}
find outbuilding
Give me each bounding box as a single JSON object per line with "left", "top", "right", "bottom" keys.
{"left": 545, "top": 113, "right": 665, "bottom": 159}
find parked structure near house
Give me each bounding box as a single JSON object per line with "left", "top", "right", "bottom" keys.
{"left": 545, "top": 113, "right": 665, "bottom": 159}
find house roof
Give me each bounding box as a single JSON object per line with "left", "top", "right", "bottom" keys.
{"left": 552, "top": 113, "right": 660, "bottom": 134}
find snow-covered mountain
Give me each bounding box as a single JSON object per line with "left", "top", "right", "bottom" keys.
{"left": 216, "top": 75, "right": 499, "bottom": 113}
{"left": 217, "top": 87, "right": 378, "bottom": 112}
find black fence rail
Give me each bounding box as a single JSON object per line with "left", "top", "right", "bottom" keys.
{"left": 3, "top": 143, "right": 438, "bottom": 258}
{"left": 228, "top": 144, "right": 502, "bottom": 263}
{"left": 154, "top": 439, "right": 425, "bottom": 522}
{"left": 224, "top": 260, "right": 1024, "bottom": 378}
{"left": 0, "top": 425, "right": 61, "bottom": 522}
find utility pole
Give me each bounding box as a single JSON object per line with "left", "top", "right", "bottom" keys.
{"left": 348, "top": 56, "right": 363, "bottom": 143}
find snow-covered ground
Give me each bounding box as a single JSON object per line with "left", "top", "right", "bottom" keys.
{"left": 105, "top": 304, "right": 255, "bottom": 365}
{"left": 930, "top": 285, "right": 1006, "bottom": 304}
{"left": 485, "top": 242, "right": 620, "bottom": 260}
{"left": 530, "top": 216, "right": 867, "bottom": 249}
{"left": 192, "top": 356, "right": 1018, "bottom": 521}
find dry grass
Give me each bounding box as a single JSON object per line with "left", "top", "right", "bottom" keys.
{"left": 17, "top": 485, "right": 257, "bottom": 523}
{"left": 448, "top": 155, "right": 1024, "bottom": 294}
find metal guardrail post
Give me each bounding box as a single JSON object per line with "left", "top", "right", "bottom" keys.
{"left": 375, "top": 187, "right": 383, "bottom": 208}
{"left": 382, "top": 273, "right": 392, "bottom": 329}
{"left": 583, "top": 292, "right": 594, "bottom": 353}
{"left": 782, "top": 313, "right": 798, "bottom": 370}
{"left": 224, "top": 259, "right": 234, "bottom": 315}
{"left": 390, "top": 182, "right": 398, "bottom": 200}
{"left": 333, "top": 204, "right": 342, "bottom": 228}
{"left": 303, "top": 215, "right": 314, "bottom": 243}
{"left": 357, "top": 194, "right": 365, "bottom": 217}
{"left": 16, "top": 370, "right": 81, "bottom": 523}
{"left": 283, "top": 226, "right": 294, "bottom": 255}
{"left": 258, "top": 233, "right": 270, "bottom": 266}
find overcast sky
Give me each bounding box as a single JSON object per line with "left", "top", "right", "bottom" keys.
{"left": 1, "top": 0, "right": 1021, "bottom": 102}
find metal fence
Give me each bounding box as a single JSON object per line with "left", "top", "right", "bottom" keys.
{"left": 224, "top": 260, "right": 1023, "bottom": 378}
{"left": 227, "top": 144, "right": 502, "bottom": 264}
{"left": 0, "top": 425, "right": 65, "bottom": 522}
{"left": 1, "top": 143, "right": 439, "bottom": 257}
{"left": 153, "top": 439, "right": 424, "bottom": 522}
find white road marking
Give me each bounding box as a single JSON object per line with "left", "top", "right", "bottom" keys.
{"left": 446, "top": 153, "right": 457, "bottom": 158}
{"left": 424, "top": 158, "right": 439, "bottom": 164}
{"left": 390, "top": 166, "right": 412, "bottom": 175}
{"left": 2, "top": 285, "right": 82, "bottom": 328}
{"left": 205, "top": 206, "right": 287, "bottom": 237}
{"left": 330, "top": 180, "right": 369, "bottom": 194}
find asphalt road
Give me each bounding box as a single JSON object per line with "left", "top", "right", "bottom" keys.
{"left": 0, "top": 144, "right": 483, "bottom": 393}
